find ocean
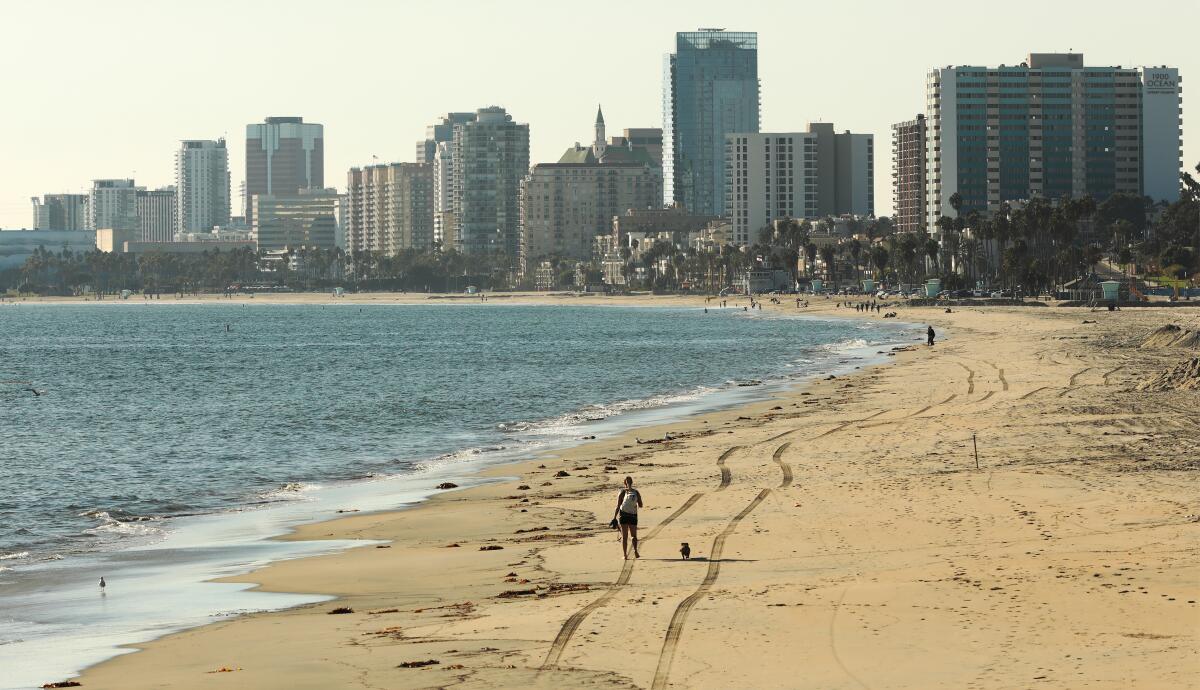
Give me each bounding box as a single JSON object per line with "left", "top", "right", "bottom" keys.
{"left": 0, "top": 301, "right": 918, "bottom": 688}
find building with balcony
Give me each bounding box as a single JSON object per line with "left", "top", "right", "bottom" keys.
{"left": 924, "top": 53, "right": 1183, "bottom": 231}
{"left": 345, "top": 162, "right": 434, "bottom": 255}
{"left": 726, "top": 123, "right": 874, "bottom": 246}
{"left": 176, "top": 139, "right": 231, "bottom": 234}
{"left": 891, "top": 115, "right": 926, "bottom": 235}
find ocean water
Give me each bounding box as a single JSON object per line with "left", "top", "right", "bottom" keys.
{"left": 0, "top": 302, "right": 918, "bottom": 688}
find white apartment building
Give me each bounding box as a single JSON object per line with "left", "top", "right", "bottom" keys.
{"left": 726, "top": 123, "right": 873, "bottom": 246}
{"left": 176, "top": 139, "right": 231, "bottom": 234}
{"left": 88, "top": 179, "right": 139, "bottom": 232}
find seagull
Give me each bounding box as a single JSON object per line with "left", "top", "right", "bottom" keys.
{"left": 99, "top": 577, "right": 106, "bottom": 588}
{"left": 23, "top": 388, "right": 44, "bottom": 396}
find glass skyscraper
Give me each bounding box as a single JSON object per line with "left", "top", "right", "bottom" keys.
{"left": 663, "top": 29, "right": 760, "bottom": 216}
{"left": 925, "top": 53, "right": 1183, "bottom": 231}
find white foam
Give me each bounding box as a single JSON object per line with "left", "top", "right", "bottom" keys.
{"left": 0, "top": 552, "right": 29, "bottom": 561}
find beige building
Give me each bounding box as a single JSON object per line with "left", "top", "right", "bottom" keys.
{"left": 251, "top": 189, "right": 341, "bottom": 251}
{"left": 345, "top": 163, "right": 434, "bottom": 255}
{"left": 95, "top": 227, "right": 139, "bottom": 253}
{"left": 518, "top": 107, "right": 662, "bottom": 278}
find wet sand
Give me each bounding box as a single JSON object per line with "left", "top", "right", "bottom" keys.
{"left": 70, "top": 302, "right": 1200, "bottom": 689}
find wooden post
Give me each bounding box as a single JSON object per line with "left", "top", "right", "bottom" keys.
{"left": 973, "top": 433, "right": 980, "bottom": 470}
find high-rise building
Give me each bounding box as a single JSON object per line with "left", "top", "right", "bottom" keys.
{"left": 30, "top": 193, "right": 88, "bottom": 231}
{"left": 245, "top": 117, "right": 324, "bottom": 225}
{"left": 451, "top": 106, "right": 530, "bottom": 255}
{"left": 663, "top": 29, "right": 760, "bottom": 216}
{"left": 519, "top": 107, "right": 662, "bottom": 275}
{"left": 136, "top": 187, "right": 177, "bottom": 242}
{"left": 891, "top": 115, "right": 927, "bottom": 235}
{"left": 726, "top": 124, "right": 874, "bottom": 246}
{"left": 925, "top": 53, "right": 1183, "bottom": 230}
{"left": 176, "top": 139, "right": 231, "bottom": 234}
{"left": 345, "top": 163, "right": 435, "bottom": 255}
{"left": 88, "top": 179, "right": 139, "bottom": 233}
{"left": 251, "top": 189, "right": 341, "bottom": 252}
{"left": 416, "top": 112, "right": 477, "bottom": 164}
{"left": 432, "top": 141, "right": 456, "bottom": 248}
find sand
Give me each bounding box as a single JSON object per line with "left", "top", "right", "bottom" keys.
{"left": 64, "top": 300, "right": 1200, "bottom": 689}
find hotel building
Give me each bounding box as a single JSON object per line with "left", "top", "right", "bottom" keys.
{"left": 924, "top": 53, "right": 1183, "bottom": 230}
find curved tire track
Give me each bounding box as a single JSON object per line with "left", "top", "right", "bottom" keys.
{"left": 772, "top": 442, "right": 794, "bottom": 488}
{"left": 716, "top": 446, "right": 741, "bottom": 490}
{"left": 541, "top": 446, "right": 740, "bottom": 669}
{"left": 1068, "top": 367, "right": 1093, "bottom": 386}
{"left": 956, "top": 362, "right": 976, "bottom": 394}
{"left": 650, "top": 488, "right": 771, "bottom": 690}
{"left": 1019, "top": 386, "right": 1050, "bottom": 400}
{"left": 1102, "top": 365, "right": 1124, "bottom": 386}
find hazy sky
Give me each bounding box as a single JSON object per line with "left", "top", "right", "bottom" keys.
{"left": 1, "top": 0, "right": 1195, "bottom": 228}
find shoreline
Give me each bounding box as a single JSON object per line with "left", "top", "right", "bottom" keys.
{"left": 26, "top": 302, "right": 1200, "bottom": 688}
{"left": 2, "top": 300, "right": 918, "bottom": 689}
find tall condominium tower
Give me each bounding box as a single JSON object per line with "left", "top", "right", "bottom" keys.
{"left": 891, "top": 115, "right": 927, "bottom": 235}
{"left": 726, "top": 124, "right": 873, "bottom": 246}
{"left": 518, "top": 107, "right": 662, "bottom": 275}
{"left": 925, "top": 53, "right": 1183, "bottom": 230}
{"left": 345, "top": 162, "right": 435, "bottom": 255}
{"left": 88, "top": 179, "right": 139, "bottom": 232}
{"left": 31, "top": 193, "right": 88, "bottom": 231}
{"left": 245, "top": 116, "right": 324, "bottom": 224}
{"left": 176, "top": 139, "right": 231, "bottom": 234}
{"left": 432, "top": 141, "right": 455, "bottom": 247}
{"left": 663, "top": 29, "right": 760, "bottom": 216}
{"left": 136, "top": 187, "right": 178, "bottom": 242}
{"left": 451, "top": 106, "right": 530, "bottom": 256}
{"left": 416, "top": 112, "right": 477, "bottom": 164}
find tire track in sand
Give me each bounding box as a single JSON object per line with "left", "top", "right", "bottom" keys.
{"left": 540, "top": 446, "right": 742, "bottom": 669}
{"left": 955, "top": 362, "right": 976, "bottom": 394}
{"left": 1068, "top": 367, "right": 1093, "bottom": 386}
{"left": 650, "top": 488, "right": 772, "bottom": 690}
{"left": 772, "top": 442, "right": 794, "bottom": 488}
{"left": 829, "top": 587, "right": 871, "bottom": 690}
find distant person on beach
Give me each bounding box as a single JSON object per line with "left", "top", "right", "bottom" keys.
{"left": 927, "top": 325, "right": 936, "bottom": 346}
{"left": 614, "top": 476, "right": 643, "bottom": 559}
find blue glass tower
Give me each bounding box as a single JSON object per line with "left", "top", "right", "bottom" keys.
{"left": 663, "top": 30, "right": 760, "bottom": 216}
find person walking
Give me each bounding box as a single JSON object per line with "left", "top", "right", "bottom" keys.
{"left": 613, "top": 476, "right": 643, "bottom": 559}
{"left": 927, "top": 325, "right": 936, "bottom": 346}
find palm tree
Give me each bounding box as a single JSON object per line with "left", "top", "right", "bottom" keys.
{"left": 924, "top": 237, "right": 941, "bottom": 277}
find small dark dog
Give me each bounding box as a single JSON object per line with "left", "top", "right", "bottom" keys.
{"left": 680, "top": 543, "right": 691, "bottom": 560}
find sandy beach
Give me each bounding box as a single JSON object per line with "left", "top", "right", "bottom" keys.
{"left": 61, "top": 298, "right": 1200, "bottom": 689}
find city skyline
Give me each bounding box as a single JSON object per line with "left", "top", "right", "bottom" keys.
{"left": 1, "top": 0, "right": 1196, "bottom": 229}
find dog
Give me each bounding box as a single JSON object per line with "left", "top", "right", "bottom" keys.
{"left": 680, "top": 543, "right": 691, "bottom": 560}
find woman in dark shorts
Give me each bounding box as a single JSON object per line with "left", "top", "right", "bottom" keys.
{"left": 614, "top": 476, "right": 643, "bottom": 559}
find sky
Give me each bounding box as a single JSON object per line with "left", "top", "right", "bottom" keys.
{"left": 1, "top": 0, "right": 1196, "bottom": 229}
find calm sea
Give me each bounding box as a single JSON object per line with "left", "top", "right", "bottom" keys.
{"left": 0, "top": 302, "right": 917, "bottom": 688}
